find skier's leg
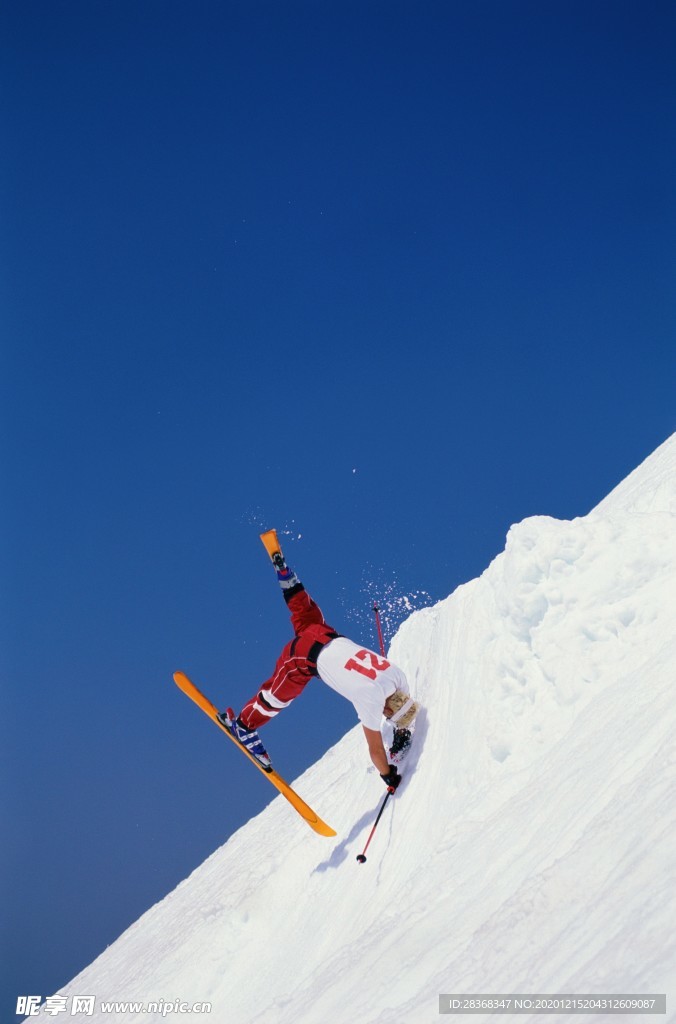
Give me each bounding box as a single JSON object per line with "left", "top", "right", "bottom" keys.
{"left": 265, "top": 535, "right": 333, "bottom": 632}
{"left": 285, "top": 585, "right": 329, "bottom": 633}
{"left": 272, "top": 553, "right": 331, "bottom": 634}
{"left": 239, "top": 640, "right": 313, "bottom": 729}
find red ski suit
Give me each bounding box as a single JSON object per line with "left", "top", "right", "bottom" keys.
{"left": 239, "top": 586, "right": 339, "bottom": 730}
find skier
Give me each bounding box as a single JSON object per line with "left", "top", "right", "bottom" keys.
{"left": 218, "top": 533, "right": 419, "bottom": 790}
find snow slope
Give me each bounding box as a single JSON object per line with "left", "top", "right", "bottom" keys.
{"left": 33, "top": 435, "right": 676, "bottom": 1023}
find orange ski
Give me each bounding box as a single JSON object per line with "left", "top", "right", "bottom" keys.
{"left": 173, "top": 671, "right": 336, "bottom": 838}
{"left": 259, "top": 528, "right": 282, "bottom": 561}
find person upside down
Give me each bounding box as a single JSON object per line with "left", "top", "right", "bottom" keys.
{"left": 218, "top": 531, "right": 420, "bottom": 791}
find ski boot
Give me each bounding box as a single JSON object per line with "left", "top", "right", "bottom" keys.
{"left": 217, "top": 708, "right": 273, "bottom": 772}
{"left": 389, "top": 727, "right": 412, "bottom": 766}
{"left": 260, "top": 529, "right": 300, "bottom": 590}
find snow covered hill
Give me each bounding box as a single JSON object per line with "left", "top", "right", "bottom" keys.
{"left": 32, "top": 436, "right": 676, "bottom": 1023}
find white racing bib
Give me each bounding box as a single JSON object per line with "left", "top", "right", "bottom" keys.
{"left": 316, "top": 636, "right": 409, "bottom": 730}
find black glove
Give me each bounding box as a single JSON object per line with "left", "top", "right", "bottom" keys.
{"left": 380, "top": 765, "right": 401, "bottom": 792}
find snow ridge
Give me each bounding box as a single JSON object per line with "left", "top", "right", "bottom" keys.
{"left": 35, "top": 434, "right": 676, "bottom": 1023}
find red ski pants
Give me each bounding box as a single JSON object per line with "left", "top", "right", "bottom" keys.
{"left": 239, "top": 587, "right": 339, "bottom": 730}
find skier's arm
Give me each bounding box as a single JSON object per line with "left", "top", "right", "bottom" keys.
{"left": 362, "top": 726, "right": 390, "bottom": 775}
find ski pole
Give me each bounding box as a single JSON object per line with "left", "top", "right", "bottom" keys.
{"left": 372, "top": 602, "right": 386, "bottom": 657}
{"left": 356, "top": 789, "right": 392, "bottom": 864}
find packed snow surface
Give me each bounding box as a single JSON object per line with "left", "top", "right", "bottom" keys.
{"left": 34, "top": 435, "right": 676, "bottom": 1023}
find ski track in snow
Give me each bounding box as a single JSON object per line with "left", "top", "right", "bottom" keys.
{"left": 31, "top": 434, "right": 676, "bottom": 1024}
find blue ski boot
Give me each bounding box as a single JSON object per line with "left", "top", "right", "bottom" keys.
{"left": 271, "top": 550, "right": 300, "bottom": 591}
{"left": 217, "top": 708, "right": 273, "bottom": 772}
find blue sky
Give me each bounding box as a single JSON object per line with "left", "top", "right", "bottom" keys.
{"left": 1, "top": 0, "right": 674, "bottom": 1015}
